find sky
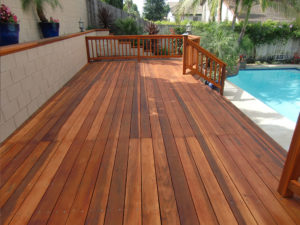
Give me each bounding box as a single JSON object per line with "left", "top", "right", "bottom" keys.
{"left": 132, "top": 0, "right": 179, "bottom": 15}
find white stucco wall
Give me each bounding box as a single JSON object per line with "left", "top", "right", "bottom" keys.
{"left": 0, "top": 0, "right": 88, "bottom": 43}
{"left": 202, "top": 2, "right": 237, "bottom": 22}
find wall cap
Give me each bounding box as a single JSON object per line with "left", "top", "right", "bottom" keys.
{"left": 0, "top": 29, "right": 109, "bottom": 56}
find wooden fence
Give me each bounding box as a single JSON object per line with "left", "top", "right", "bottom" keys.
{"left": 183, "top": 35, "right": 227, "bottom": 95}
{"left": 86, "top": 35, "right": 183, "bottom": 62}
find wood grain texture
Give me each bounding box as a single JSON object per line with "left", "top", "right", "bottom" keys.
{"left": 1, "top": 60, "right": 299, "bottom": 225}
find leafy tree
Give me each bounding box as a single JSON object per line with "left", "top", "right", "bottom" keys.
{"left": 238, "top": 0, "right": 268, "bottom": 44}
{"left": 101, "top": 0, "right": 123, "bottom": 9}
{"left": 21, "top": 0, "right": 61, "bottom": 22}
{"left": 143, "top": 0, "right": 170, "bottom": 21}
{"left": 231, "top": 0, "right": 241, "bottom": 30}
{"left": 123, "top": 0, "right": 140, "bottom": 17}
{"left": 176, "top": 0, "right": 223, "bottom": 22}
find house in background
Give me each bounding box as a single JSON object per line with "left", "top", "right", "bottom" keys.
{"left": 202, "top": 0, "right": 293, "bottom": 23}
{"left": 167, "top": 1, "right": 202, "bottom": 22}
{"left": 167, "top": 0, "right": 293, "bottom": 23}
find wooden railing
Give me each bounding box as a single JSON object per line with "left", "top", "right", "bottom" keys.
{"left": 183, "top": 35, "right": 227, "bottom": 95}
{"left": 278, "top": 114, "right": 300, "bottom": 197}
{"left": 86, "top": 34, "right": 226, "bottom": 95}
{"left": 86, "top": 35, "right": 183, "bottom": 62}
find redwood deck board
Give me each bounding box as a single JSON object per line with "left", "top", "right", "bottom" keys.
{"left": 1, "top": 60, "right": 300, "bottom": 225}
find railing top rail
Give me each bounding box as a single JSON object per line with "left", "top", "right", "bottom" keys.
{"left": 188, "top": 35, "right": 200, "bottom": 41}
{"left": 86, "top": 35, "right": 183, "bottom": 40}
{"left": 186, "top": 38, "right": 227, "bottom": 66}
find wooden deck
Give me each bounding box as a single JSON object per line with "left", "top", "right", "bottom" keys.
{"left": 1, "top": 59, "right": 300, "bottom": 225}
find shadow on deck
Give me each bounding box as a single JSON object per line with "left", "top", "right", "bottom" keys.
{"left": 1, "top": 59, "right": 300, "bottom": 225}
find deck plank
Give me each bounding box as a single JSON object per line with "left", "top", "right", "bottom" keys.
{"left": 1, "top": 59, "right": 299, "bottom": 225}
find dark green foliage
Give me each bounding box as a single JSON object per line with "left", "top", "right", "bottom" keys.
{"left": 235, "top": 20, "right": 300, "bottom": 44}
{"left": 174, "top": 26, "right": 186, "bottom": 34}
{"left": 113, "top": 17, "right": 142, "bottom": 35}
{"left": 143, "top": 0, "right": 170, "bottom": 21}
{"left": 101, "top": 0, "right": 123, "bottom": 9}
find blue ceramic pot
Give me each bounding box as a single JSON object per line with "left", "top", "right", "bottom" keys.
{"left": 0, "top": 23, "right": 19, "bottom": 46}
{"left": 39, "top": 22, "right": 59, "bottom": 38}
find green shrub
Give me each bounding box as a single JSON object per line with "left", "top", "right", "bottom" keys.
{"left": 234, "top": 20, "right": 300, "bottom": 45}
{"left": 174, "top": 26, "right": 186, "bottom": 34}
{"left": 193, "top": 23, "right": 240, "bottom": 72}
{"left": 113, "top": 17, "right": 142, "bottom": 35}
{"left": 155, "top": 47, "right": 169, "bottom": 55}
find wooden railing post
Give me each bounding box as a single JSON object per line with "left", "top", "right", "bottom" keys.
{"left": 86, "top": 37, "right": 91, "bottom": 62}
{"left": 183, "top": 35, "right": 188, "bottom": 74}
{"left": 278, "top": 114, "right": 300, "bottom": 197}
{"left": 220, "top": 64, "right": 226, "bottom": 96}
{"left": 137, "top": 37, "right": 140, "bottom": 62}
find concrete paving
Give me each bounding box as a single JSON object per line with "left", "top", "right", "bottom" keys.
{"left": 224, "top": 80, "right": 297, "bottom": 151}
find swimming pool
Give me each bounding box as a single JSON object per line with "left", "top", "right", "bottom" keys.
{"left": 227, "top": 68, "right": 300, "bottom": 122}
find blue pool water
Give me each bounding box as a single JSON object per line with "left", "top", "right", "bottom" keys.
{"left": 228, "top": 68, "right": 300, "bottom": 122}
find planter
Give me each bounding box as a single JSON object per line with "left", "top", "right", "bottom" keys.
{"left": 0, "top": 23, "right": 19, "bottom": 46}
{"left": 39, "top": 22, "right": 59, "bottom": 38}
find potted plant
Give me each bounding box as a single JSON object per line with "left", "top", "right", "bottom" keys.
{"left": 0, "top": 4, "right": 19, "bottom": 46}
{"left": 39, "top": 17, "right": 59, "bottom": 38}
{"left": 21, "top": 0, "right": 61, "bottom": 38}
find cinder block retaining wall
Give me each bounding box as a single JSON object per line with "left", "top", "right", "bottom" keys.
{"left": 0, "top": 30, "right": 109, "bottom": 142}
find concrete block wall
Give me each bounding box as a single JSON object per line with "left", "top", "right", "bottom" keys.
{"left": 1, "top": 0, "right": 88, "bottom": 43}
{"left": 0, "top": 30, "right": 109, "bottom": 142}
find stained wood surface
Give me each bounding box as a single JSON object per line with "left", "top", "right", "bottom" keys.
{"left": 1, "top": 60, "right": 299, "bottom": 225}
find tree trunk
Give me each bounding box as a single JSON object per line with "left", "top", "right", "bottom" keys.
{"left": 231, "top": 0, "right": 240, "bottom": 30}
{"left": 238, "top": 2, "right": 252, "bottom": 45}
{"left": 217, "top": 0, "right": 223, "bottom": 22}
{"left": 36, "top": 6, "right": 48, "bottom": 22}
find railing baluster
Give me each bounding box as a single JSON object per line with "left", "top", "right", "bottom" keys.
{"left": 209, "top": 61, "right": 213, "bottom": 80}
{"left": 175, "top": 38, "right": 178, "bottom": 55}
{"left": 168, "top": 38, "right": 170, "bottom": 56}
{"left": 218, "top": 64, "right": 222, "bottom": 83}
{"left": 196, "top": 51, "right": 199, "bottom": 72}
{"left": 200, "top": 53, "right": 203, "bottom": 75}
{"left": 109, "top": 39, "right": 111, "bottom": 56}
{"left": 113, "top": 39, "right": 116, "bottom": 56}
{"left": 137, "top": 37, "right": 140, "bottom": 61}
{"left": 91, "top": 39, "right": 94, "bottom": 59}
{"left": 130, "top": 39, "right": 132, "bottom": 56}
{"left": 165, "top": 38, "right": 167, "bottom": 56}
{"left": 126, "top": 39, "right": 128, "bottom": 56}
{"left": 214, "top": 62, "right": 217, "bottom": 82}
{"left": 150, "top": 39, "right": 152, "bottom": 57}
{"left": 205, "top": 56, "right": 208, "bottom": 77}
{"left": 106, "top": 39, "right": 109, "bottom": 56}
{"left": 103, "top": 39, "right": 106, "bottom": 57}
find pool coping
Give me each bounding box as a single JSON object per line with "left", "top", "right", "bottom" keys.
{"left": 224, "top": 67, "right": 298, "bottom": 151}
{"left": 246, "top": 64, "right": 300, "bottom": 69}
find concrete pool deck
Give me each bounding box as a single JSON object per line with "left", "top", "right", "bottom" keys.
{"left": 224, "top": 64, "right": 299, "bottom": 151}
